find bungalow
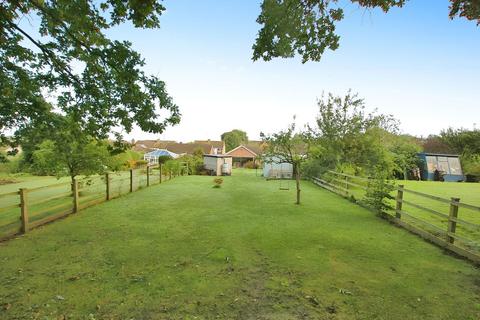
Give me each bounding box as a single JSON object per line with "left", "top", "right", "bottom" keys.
{"left": 226, "top": 145, "right": 258, "bottom": 168}
{"left": 225, "top": 141, "right": 267, "bottom": 168}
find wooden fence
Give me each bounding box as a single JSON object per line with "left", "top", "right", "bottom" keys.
{"left": 0, "top": 164, "right": 185, "bottom": 242}
{"left": 312, "top": 170, "right": 480, "bottom": 264}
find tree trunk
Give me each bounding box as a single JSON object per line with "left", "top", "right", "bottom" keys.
{"left": 70, "top": 175, "right": 76, "bottom": 191}
{"left": 295, "top": 166, "right": 301, "bottom": 205}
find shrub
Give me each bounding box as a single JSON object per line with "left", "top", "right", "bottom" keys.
{"left": 134, "top": 159, "right": 148, "bottom": 168}
{"left": 363, "top": 166, "right": 395, "bottom": 213}
{"left": 244, "top": 160, "right": 259, "bottom": 169}
{"left": 213, "top": 178, "right": 223, "bottom": 188}
{"left": 0, "top": 156, "right": 22, "bottom": 174}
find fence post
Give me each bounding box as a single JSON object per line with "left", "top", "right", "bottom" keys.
{"left": 344, "top": 175, "right": 348, "bottom": 194}
{"left": 19, "top": 188, "right": 29, "bottom": 233}
{"left": 130, "top": 169, "right": 133, "bottom": 192}
{"left": 146, "top": 165, "right": 150, "bottom": 187}
{"left": 447, "top": 197, "right": 460, "bottom": 244}
{"left": 395, "top": 185, "right": 404, "bottom": 219}
{"left": 169, "top": 169, "right": 172, "bottom": 180}
{"left": 105, "top": 173, "right": 110, "bottom": 200}
{"left": 186, "top": 163, "right": 189, "bottom": 176}
{"left": 159, "top": 164, "right": 163, "bottom": 184}
{"left": 72, "top": 179, "right": 79, "bottom": 213}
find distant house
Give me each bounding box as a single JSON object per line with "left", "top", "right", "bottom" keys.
{"left": 225, "top": 145, "right": 257, "bottom": 168}
{"left": 164, "top": 142, "right": 213, "bottom": 156}
{"left": 417, "top": 152, "right": 464, "bottom": 182}
{"left": 194, "top": 140, "right": 225, "bottom": 154}
{"left": 224, "top": 141, "right": 267, "bottom": 168}
{"left": 133, "top": 139, "right": 224, "bottom": 156}
{"left": 132, "top": 140, "right": 175, "bottom": 152}
{"left": 143, "top": 149, "right": 179, "bottom": 165}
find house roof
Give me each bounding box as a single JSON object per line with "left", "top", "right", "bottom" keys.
{"left": 203, "top": 154, "right": 232, "bottom": 158}
{"left": 194, "top": 140, "right": 224, "bottom": 149}
{"left": 226, "top": 145, "right": 258, "bottom": 158}
{"left": 244, "top": 141, "right": 267, "bottom": 155}
{"left": 133, "top": 140, "right": 175, "bottom": 152}
{"left": 165, "top": 142, "right": 212, "bottom": 155}
{"left": 418, "top": 152, "right": 460, "bottom": 157}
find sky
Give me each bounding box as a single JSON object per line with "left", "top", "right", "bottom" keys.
{"left": 107, "top": 0, "right": 479, "bottom": 142}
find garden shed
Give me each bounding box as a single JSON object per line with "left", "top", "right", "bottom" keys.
{"left": 203, "top": 154, "right": 232, "bottom": 176}
{"left": 417, "top": 152, "right": 464, "bottom": 182}
{"left": 262, "top": 156, "right": 293, "bottom": 179}
{"left": 143, "top": 149, "right": 179, "bottom": 165}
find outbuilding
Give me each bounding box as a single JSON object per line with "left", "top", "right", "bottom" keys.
{"left": 262, "top": 156, "right": 293, "bottom": 179}
{"left": 417, "top": 152, "right": 464, "bottom": 182}
{"left": 203, "top": 154, "right": 233, "bottom": 176}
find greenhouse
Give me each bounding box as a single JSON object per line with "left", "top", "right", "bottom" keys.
{"left": 143, "top": 149, "right": 179, "bottom": 165}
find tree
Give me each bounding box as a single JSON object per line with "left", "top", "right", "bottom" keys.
{"left": 253, "top": 0, "right": 479, "bottom": 63}
{"left": 29, "top": 115, "right": 111, "bottom": 185}
{"left": 32, "top": 139, "right": 110, "bottom": 184}
{"left": 440, "top": 128, "right": 480, "bottom": 157}
{"left": 421, "top": 135, "right": 455, "bottom": 154}
{"left": 385, "top": 134, "right": 422, "bottom": 179}
{"left": 307, "top": 91, "right": 398, "bottom": 175}
{"left": 1, "top": 0, "right": 180, "bottom": 158}
{"left": 304, "top": 91, "right": 398, "bottom": 212}
{"left": 440, "top": 128, "right": 480, "bottom": 179}
{"left": 261, "top": 121, "right": 310, "bottom": 205}
{"left": 221, "top": 130, "right": 248, "bottom": 152}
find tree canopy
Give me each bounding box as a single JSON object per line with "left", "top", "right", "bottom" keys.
{"left": 253, "top": 0, "right": 480, "bottom": 63}
{"left": 221, "top": 129, "right": 248, "bottom": 152}
{"left": 306, "top": 91, "right": 398, "bottom": 175}
{"left": 0, "top": 0, "right": 180, "bottom": 157}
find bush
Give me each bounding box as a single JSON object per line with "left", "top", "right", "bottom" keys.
{"left": 463, "top": 156, "right": 480, "bottom": 175}
{"left": 244, "top": 160, "right": 260, "bottom": 169}
{"left": 108, "top": 150, "right": 143, "bottom": 171}
{"left": 134, "top": 159, "right": 148, "bottom": 168}
{"left": 0, "top": 156, "right": 22, "bottom": 174}
{"left": 176, "top": 154, "right": 203, "bottom": 175}
{"left": 363, "top": 167, "right": 395, "bottom": 213}
{"left": 213, "top": 178, "right": 223, "bottom": 188}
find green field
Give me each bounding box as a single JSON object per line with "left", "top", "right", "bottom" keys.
{"left": 0, "top": 169, "right": 158, "bottom": 237}
{"left": 323, "top": 174, "right": 480, "bottom": 252}
{"left": 0, "top": 170, "right": 478, "bottom": 319}
{"left": 399, "top": 180, "right": 480, "bottom": 206}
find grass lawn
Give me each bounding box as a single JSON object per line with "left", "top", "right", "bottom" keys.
{"left": 399, "top": 180, "right": 480, "bottom": 206}
{"left": 0, "top": 169, "right": 156, "bottom": 236}
{"left": 332, "top": 176, "right": 480, "bottom": 251}
{"left": 0, "top": 169, "right": 479, "bottom": 319}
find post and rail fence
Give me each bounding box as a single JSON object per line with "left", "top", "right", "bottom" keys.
{"left": 0, "top": 163, "right": 182, "bottom": 242}
{"left": 312, "top": 170, "right": 480, "bottom": 264}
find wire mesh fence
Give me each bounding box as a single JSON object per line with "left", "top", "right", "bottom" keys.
{"left": 0, "top": 164, "right": 180, "bottom": 241}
